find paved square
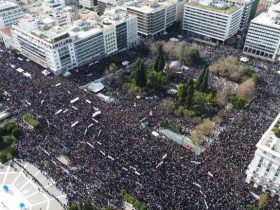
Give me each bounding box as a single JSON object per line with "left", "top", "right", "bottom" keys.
{"left": 0, "top": 161, "right": 67, "bottom": 210}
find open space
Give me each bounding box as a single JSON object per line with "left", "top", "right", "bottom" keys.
{"left": 0, "top": 161, "right": 67, "bottom": 210}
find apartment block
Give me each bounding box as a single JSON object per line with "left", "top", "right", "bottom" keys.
{"left": 243, "top": 3, "right": 280, "bottom": 61}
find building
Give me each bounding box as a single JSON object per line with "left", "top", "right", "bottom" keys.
{"left": 246, "top": 113, "right": 280, "bottom": 199}
{"left": 79, "top": 0, "right": 97, "bottom": 9}
{"left": 183, "top": 0, "right": 244, "bottom": 43}
{"left": 0, "top": 27, "right": 14, "bottom": 48}
{"left": 126, "top": 0, "right": 185, "bottom": 36}
{"left": 243, "top": 3, "right": 280, "bottom": 62}
{"left": 0, "top": 1, "right": 23, "bottom": 29}
{"left": 259, "top": 0, "right": 279, "bottom": 10}
{"left": 9, "top": 4, "right": 138, "bottom": 75}
{"left": 222, "top": 0, "right": 259, "bottom": 28}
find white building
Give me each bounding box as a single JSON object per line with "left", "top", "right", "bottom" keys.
{"left": 126, "top": 0, "right": 185, "bottom": 36}
{"left": 9, "top": 5, "right": 138, "bottom": 75}
{"left": 0, "top": 1, "right": 23, "bottom": 29}
{"left": 243, "top": 3, "right": 280, "bottom": 62}
{"left": 79, "top": 0, "right": 97, "bottom": 9}
{"left": 183, "top": 0, "right": 244, "bottom": 43}
{"left": 246, "top": 113, "right": 280, "bottom": 199}
{"left": 222, "top": 0, "right": 259, "bottom": 28}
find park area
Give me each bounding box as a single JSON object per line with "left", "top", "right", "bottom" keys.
{"left": 97, "top": 40, "right": 258, "bottom": 149}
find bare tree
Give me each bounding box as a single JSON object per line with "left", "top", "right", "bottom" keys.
{"left": 236, "top": 78, "right": 256, "bottom": 100}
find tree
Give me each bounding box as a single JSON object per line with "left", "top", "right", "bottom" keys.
{"left": 134, "top": 58, "right": 147, "bottom": 88}
{"left": 177, "top": 83, "right": 188, "bottom": 105}
{"left": 230, "top": 95, "right": 246, "bottom": 109}
{"left": 236, "top": 79, "right": 256, "bottom": 101}
{"left": 154, "top": 43, "right": 165, "bottom": 72}
{"left": 193, "top": 91, "right": 207, "bottom": 115}
{"left": 69, "top": 204, "right": 78, "bottom": 210}
{"left": 258, "top": 193, "right": 268, "bottom": 209}
{"left": 108, "top": 63, "right": 117, "bottom": 73}
{"left": 147, "top": 69, "right": 168, "bottom": 91}
{"left": 199, "top": 68, "right": 209, "bottom": 93}
{"left": 196, "top": 68, "right": 206, "bottom": 90}
{"left": 12, "top": 127, "right": 22, "bottom": 138}
{"left": 190, "top": 48, "right": 202, "bottom": 65}
{"left": 0, "top": 153, "right": 7, "bottom": 163}
{"left": 186, "top": 79, "right": 194, "bottom": 108}
{"left": 246, "top": 204, "right": 258, "bottom": 210}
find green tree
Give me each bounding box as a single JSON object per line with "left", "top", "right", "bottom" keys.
{"left": 108, "top": 63, "right": 117, "bottom": 73}
{"left": 246, "top": 204, "right": 258, "bottom": 210}
{"left": 230, "top": 95, "right": 246, "bottom": 109}
{"left": 193, "top": 91, "right": 207, "bottom": 116}
{"left": 12, "top": 127, "right": 22, "bottom": 138}
{"left": 69, "top": 204, "right": 78, "bottom": 210}
{"left": 147, "top": 69, "right": 168, "bottom": 91}
{"left": 190, "top": 48, "right": 202, "bottom": 65}
{"left": 0, "top": 153, "right": 7, "bottom": 163}
{"left": 134, "top": 58, "right": 147, "bottom": 88}
{"left": 177, "top": 83, "right": 188, "bottom": 105}
{"left": 154, "top": 43, "right": 165, "bottom": 72}
{"left": 258, "top": 193, "right": 268, "bottom": 209}
{"left": 200, "top": 68, "right": 209, "bottom": 92}
{"left": 196, "top": 68, "right": 206, "bottom": 90}
{"left": 186, "top": 79, "right": 194, "bottom": 108}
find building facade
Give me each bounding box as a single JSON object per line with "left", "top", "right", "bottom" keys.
{"left": 9, "top": 5, "right": 138, "bottom": 75}
{"left": 246, "top": 113, "right": 280, "bottom": 199}
{"left": 0, "top": 1, "right": 23, "bottom": 29}
{"left": 222, "top": 0, "right": 259, "bottom": 28}
{"left": 183, "top": 0, "right": 244, "bottom": 43}
{"left": 79, "top": 0, "right": 97, "bottom": 9}
{"left": 243, "top": 3, "right": 280, "bottom": 62}
{"left": 125, "top": 0, "right": 185, "bottom": 36}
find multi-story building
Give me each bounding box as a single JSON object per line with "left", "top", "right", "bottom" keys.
{"left": 246, "top": 113, "right": 280, "bottom": 199}
{"left": 9, "top": 6, "right": 138, "bottom": 75}
{"left": 0, "top": 1, "right": 23, "bottom": 29}
{"left": 126, "top": 0, "right": 185, "bottom": 36}
{"left": 79, "top": 0, "right": 97, "bottom": 9}
{"left": 183, "top": 0, "right": 244, "bottom": 43}
{"left": 259, "top": 0, "right": 279, "bottom": 10}
{"left": 243, "top": 3, "right": 280, "bottom": 62}
{"left": 222, "top": 0, "right": 259, "bottom": 28}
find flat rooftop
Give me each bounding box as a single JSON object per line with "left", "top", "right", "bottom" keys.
{"left": 258, "top": 113, "right": 280, "bottom": 155}
{"left": 187, "top": 1, "right": 240, "bottom": 14}
{"left": 0, "top": 1, "right": 18, "bottom": 11}
{"left": 251, "top": 3, "right": 280, "bottom": 29}
{"left": 13, "top": 5, "right": 132, "bottom": 43}
{"left": 126, "top": 0, "right": 178, "bottom": 13}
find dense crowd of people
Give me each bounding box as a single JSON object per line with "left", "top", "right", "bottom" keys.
{"left": 0, "top": 42, "right": 280, "bottom": 210}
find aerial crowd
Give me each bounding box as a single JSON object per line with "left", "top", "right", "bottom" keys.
{"left": 0, "top": 42, "right": 280, "bottom": 210}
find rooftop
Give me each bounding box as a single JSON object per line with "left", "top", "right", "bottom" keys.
{"left": 0, "top": 0, "right": 18, "bottom": 11}
{"left": 0, "top": 27, "right": 12, "bottom": 36}
{"left": 187, "top": 0, "right": 240, "bottom": 14}
{"left": 13, "top": 4, "right": 133, "bottom": 43}
{"left": 251, "top": 3, "right": 280, "bottom": 29}
{"left": 258, "top": 113, "right": 280, "bottom": 155}
{"left": 126, "top": 0, "right": 180, "bottom": 13}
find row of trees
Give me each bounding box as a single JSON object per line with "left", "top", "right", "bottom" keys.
{"left": 0, "top": 121, "right": 22, "bottom": 163}
{"left": 177, "top": 68, "right": 209, "bottom": 106}
{"left": 131, "top": 43, "right": 168, "bottom": 92}
{"left": 157, "top": 41, "right": 203, "bottom": 66}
